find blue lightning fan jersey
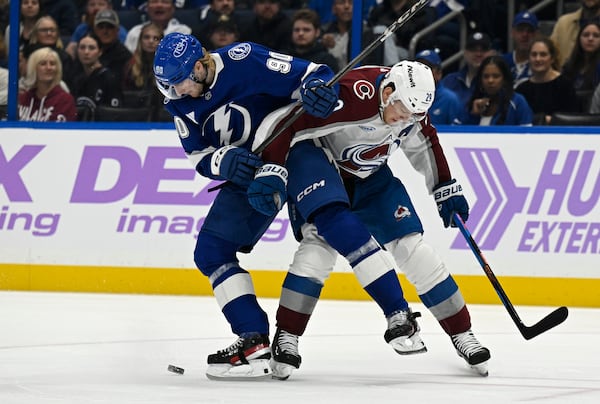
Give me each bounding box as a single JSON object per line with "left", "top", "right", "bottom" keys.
{"left": 163, "top": 42, "right": 335, "bottom": 180}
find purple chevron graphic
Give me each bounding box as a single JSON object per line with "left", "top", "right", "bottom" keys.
{"left": 453, "top": 148, "right": 529, "bottom": 250}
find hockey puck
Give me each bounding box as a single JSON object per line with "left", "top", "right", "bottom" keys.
{"left": 168, "top": 364, "right": 185, "bottom": 375}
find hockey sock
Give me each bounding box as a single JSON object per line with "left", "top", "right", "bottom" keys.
{"left": 276, "top": 272, "right": 323, "bottom": 335}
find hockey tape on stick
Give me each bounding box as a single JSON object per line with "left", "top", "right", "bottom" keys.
{"left": 453, "top": 213, "right": 568, "bottom": 340}
{"left": 253, "top": 0, "right": 431, "bottom": 154}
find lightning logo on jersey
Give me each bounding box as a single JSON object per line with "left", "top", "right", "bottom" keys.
{"left": 202, "top": 103, "right": 252, "bottom": 147}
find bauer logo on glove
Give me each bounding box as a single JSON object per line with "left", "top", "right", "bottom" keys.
{"left": 433, "top": 182, "right": 462, "bottom": 201}
{"left": 247, "top": 164, "right": 288, "bottom": 216}
{"left": 432, "top": 179, "right": 469, "bottom": 228}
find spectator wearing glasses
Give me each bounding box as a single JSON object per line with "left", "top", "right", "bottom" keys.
{"left": 25, "top": 15, "right": 76, "bottom": 89}
{"left": 41, "top": 0, "right": 80, "bottom": 37}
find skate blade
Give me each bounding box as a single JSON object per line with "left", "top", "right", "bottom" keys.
{"left": 470, "top": 361, "right": 489, "bottom": 377}
{"left": 389, "top": 335, "right": 428, "bottom": 355}
{"left": 270, "top": 359, "right": 295, "bottom": 381}
{"left": 206, "top": 359, "right": 271, "bottom": 381}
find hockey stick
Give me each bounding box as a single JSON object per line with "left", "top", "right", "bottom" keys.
{"left": 209, "top": 0, "right": 430, "bottom": 192}
{"left": 453, "top": 213, "right": 568, "bottom": 340}
{"left": 253, "top": 0, "right": 431, "bottom": 154}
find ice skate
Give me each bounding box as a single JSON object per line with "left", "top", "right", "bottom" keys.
{"left": 451, "top": 329, "right": 491, "bottom": 377}
{"left": 384, "top": 308, "right": 427, "bottom": 355}
{"left": 270, "top": 328, "right": 302, "bottom": 380}
{"left": 206, "top": 333, "right": 272, "bottom": 380}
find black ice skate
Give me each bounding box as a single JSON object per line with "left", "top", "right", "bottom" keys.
{"left": 206, "top": 333, "right": 271, "bottom": 380}
{"left": 451, "top": 329, "right": 491, "bottom": 376}
{"left": 384, "top": 308, "right": 427, "bottom": 355}
{"left": 270, "top": 328, "right": 302, "bottom": 380}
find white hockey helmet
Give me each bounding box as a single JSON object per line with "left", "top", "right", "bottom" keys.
{"left": 380, "top": 60, "right": 435, "bottom": 119}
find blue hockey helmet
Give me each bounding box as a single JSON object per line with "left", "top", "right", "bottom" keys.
{"left": 153, "top": 32, "right": 204, "bottom": 97}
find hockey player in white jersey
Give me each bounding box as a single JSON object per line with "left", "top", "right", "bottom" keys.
{"left": 263, "top": 61, "right": 491, "bottom": 378}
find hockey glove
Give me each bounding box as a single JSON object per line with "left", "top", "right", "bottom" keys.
{"left": 433, "top": 179, "right": 469, "bottom": 228}
{"left": 300, "top": 78, "right": 338, "bottom": 118}
{"left": 210, "top": 145, "right": 263, "bottom": 187}
{"left": 247, "top": 164, "right": 288, "bottom": 216}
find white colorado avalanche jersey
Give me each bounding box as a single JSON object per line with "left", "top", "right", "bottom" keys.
{"left": 262, "top": 66, "right": 452, "bottom": 192}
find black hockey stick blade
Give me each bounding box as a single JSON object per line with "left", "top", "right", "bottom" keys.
{"left": 518, "top": 306, "right": 569, "bottom": 340}
{"left": 453, "top": 213, "right": 568, "bottom": 340}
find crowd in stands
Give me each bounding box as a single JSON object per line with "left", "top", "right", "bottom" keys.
{"left": 1, "top": 0, "right": 600, "bottom": 125}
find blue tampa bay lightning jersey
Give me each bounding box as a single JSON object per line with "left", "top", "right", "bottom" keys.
{"left": 163, "top": 41, "right": 335, "bottom": 181}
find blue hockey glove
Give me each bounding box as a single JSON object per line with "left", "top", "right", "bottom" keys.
{"left": 210, "top": 145, "right": 263, "bottom": 187}
{"left": 247, "top": 164, "right": 288, "bottom": 216}
{"left": 433, "top": 179, "right": 469, "bottom": 228}
{"left": 300, "top": 78, "right": 338, "bottom": 118}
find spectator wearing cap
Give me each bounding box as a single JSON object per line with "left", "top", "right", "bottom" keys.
{"left": 66, "top": 0, "right": 129, "bottom": 59}
{"left": 440, "top": 32, "right": 495, "bottom": 108}
{"left": 207, "top": 15, "right": 239, "bottom": 50}
{"left": 415, "top": 48, "right": 461, "bottom": 125}
{"left": 94, "top": 9, "right": 132, "bottom": 85}
{"left": 239, "top": 0, "right": 293, "bottom": 52}
{"left": 502, "top": 11, "right": 539, "bottom": 88}
{"left": 551, "top": 0, "right": 600, "bottom": 68}
{"left": 193, "top": 0, "right": 247, "bottom": 48}
{"left": 283, "top": 8, "right": 339, "bottom": 72}
{"left": 125, "top": 0, "right": 192, "bottom": 53}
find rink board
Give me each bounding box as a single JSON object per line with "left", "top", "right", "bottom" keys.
{"left": 0, "top": 123, "right": 599, "bottom": 307}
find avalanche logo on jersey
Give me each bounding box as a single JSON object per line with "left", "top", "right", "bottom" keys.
{"left": 228, "top": 43, "right": 252, "bottom": 61}
{"left": 353, "top": 80, "right": 375, "bottom": 100}
{"left": 337, "top": 134, "right": 401, "bottom": 175}
{"left": 202, "top": 103, "right": 252, "bottom": 147}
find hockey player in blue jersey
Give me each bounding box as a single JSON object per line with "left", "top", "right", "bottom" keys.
{"left": 153, "top": 32, "right": 425, "bottom": 380}
{"left": 261, "top": 61, "right": 491, "bottom": 378}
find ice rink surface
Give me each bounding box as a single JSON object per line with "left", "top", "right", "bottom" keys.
{"left": 0, "top": 291, "right": 598, "bottom": 404}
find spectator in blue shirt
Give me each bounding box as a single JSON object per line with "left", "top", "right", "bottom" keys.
{"left": 502, "top": 11, "right": 539, "bottom": 88}
{"left": 415, "top": 48, "right": 461, "bottom": 125}
{"left": 459, "top": 55, "right": 533, "bottom": 125}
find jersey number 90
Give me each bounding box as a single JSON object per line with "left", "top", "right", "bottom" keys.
{"left": 266, "top": 52, "right": 292, "bottom": 74}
